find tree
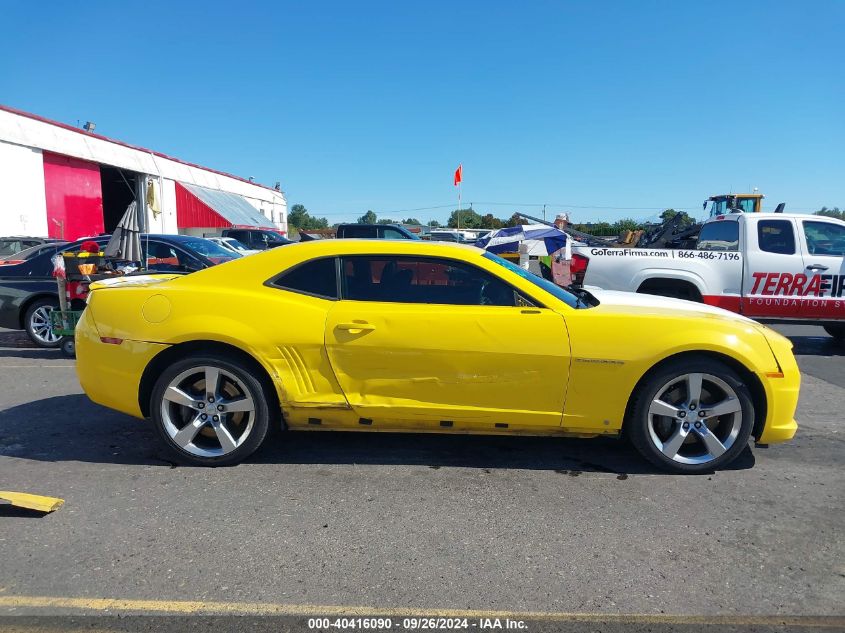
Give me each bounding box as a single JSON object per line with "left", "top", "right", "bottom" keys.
{"left": 402, "top": 217, "right": 421, "bottom": 225}
{"left": 428, "top": 220, "right": 441, "bottom": 228}
{"left": 815, "top": 207, "right": 844, "bottom": 220}
{"left": 447, "top": 208, "right": 483, "bottom": 229}
{"left": 357, "top": 210, "right": 377, "bottom": 224}
{"left": 612, "top": 218, "right": 642, "bottom": 234}
{"left": 480, "top": 213, "right": 503, "bottom": 229}
{"left": 660, "top": 208, "right": 695, "bottom": 229}
{"left": 288, "top": 204, "right": 328, "bottom": 230}
{"left": 502, "top": 213, "right": 527, "bottom": 228}
{"left": 377, "top": 218, "right": 399, "bottom": 224}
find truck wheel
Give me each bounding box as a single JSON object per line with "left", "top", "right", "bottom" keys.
{"left": 823, "top": 324, "right": 845, "bottom": 341}
{"left": 627, "top": 357, "right": 754, "bottom": 474}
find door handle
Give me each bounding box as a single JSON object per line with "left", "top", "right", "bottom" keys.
{"left": 336, "top": 322, "right": 376, "bottom": 332}
{"left": 806, "top": 264, "right": 829, "bottom": 271}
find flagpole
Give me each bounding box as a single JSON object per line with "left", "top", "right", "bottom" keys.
{"left": 457, "top": 182, "right": 461, "bottom": 231}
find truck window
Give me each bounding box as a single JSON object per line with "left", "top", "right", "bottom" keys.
{"left": 737, "top": 198, "right": 756, "bottom": 213}
{"left": 382, "top": 227, "right": 408, "bottom": 240}
{"left": 697, "top": 222, "right": 739, "bottom": 251}
{"left": 757, "top": 220, "right": 795, "bottom": 255}
{"left": 342, "top": 225, "right": 376, "bottom": 238}
{"left": 803, "top": 221, "right": 845, "bottom": 256}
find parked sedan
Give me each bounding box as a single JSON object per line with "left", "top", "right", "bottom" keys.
{"left": 207, "top": 236, "right": 261, "bottom": 256}
{"left": 0, "top": 241, "right": 68, "bottom": 264}
{"left": 0, "top": 234, "right": 238, "bottom": 348}
{"left": 76, "top": 240, "right": 799, "bottom": 473}
{"left": 0, "top": 236, "right": 64, "bottom": 258}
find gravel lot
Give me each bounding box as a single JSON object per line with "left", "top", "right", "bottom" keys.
{"left": 0, "top": 325, "right": 842, "bottom": 628}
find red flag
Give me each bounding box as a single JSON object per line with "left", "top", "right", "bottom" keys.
{"left": 453, "top": 164, "right": 462, "bottom": 186}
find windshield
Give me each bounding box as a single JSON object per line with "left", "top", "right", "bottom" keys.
{"left": 224, "top": 238, "right": 250, "bottom": 251}
{"left": 482, "top": 252, "right": 589, "bottom": 308}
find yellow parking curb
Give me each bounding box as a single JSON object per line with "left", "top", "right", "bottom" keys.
{"left": 0, "top": 492, "right": 64, "bottom": 513}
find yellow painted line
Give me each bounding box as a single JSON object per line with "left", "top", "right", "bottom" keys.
{"left": 0, "top": 596, "right": 842, "bottom": 627}
{"left": 0, "top": 365, "right": 73, "bottom": 368}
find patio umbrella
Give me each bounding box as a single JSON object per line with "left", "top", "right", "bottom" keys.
{"left": 475, "top": 224, "right": 568, "bottom": 256}
{"left": 104, "top": 200, "right": 143, "bottom": 263}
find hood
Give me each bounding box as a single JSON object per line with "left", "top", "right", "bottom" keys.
{"left": 586, "top": 287, "right": 756, "bottom": 324}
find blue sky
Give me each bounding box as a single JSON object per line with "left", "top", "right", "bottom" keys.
{"left": 1, "top": 0, "right": 842, "bottom": 224}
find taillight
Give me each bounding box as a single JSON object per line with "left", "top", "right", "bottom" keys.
{"left": 570, "top": 253, "right": 589, "bottom": 286}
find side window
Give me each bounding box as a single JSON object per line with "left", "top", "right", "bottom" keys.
{"left": 343, "top": 225, "right": 375, "bottom": 238}
{"left": 757, "top": 220, "right": 795, "bottom": 255}
{"left": 272, "top": 257, "right": 338, "bottom": 299}
{"left": 697, "top": 221, "right": 739, "bottom": 251}
{"left": 738, "top": 198, "right": 756, "bottom": 213}
{"left": 146, "top": 242, "right": 190, "bottom": 270}
{"left": 382, "top": 227, "right": 407, "bottom": 240}
{"left": 803, "top": 221, "right": 845, "bottom": 257}
{"left": 341, "top": 256, "right": 516, "bottom": 306}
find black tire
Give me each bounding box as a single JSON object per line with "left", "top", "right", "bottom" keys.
{"left": 627, "top": 357, "right": 755, "bottom": 474}
{"left": 24, "top": 297, "right": 61, "bottom": 348}
{"left": 150, "top": 355, "right": 272, "bottom": 466}
{"left": 823, "top": 324, "right": 845, "bottom": 341}
{"left": 60, "top": 337, "right": 76, "bottom": 358}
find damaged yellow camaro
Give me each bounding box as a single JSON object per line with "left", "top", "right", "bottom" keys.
{"left": 76, "top": 240, "right": 799, "bottom": 473}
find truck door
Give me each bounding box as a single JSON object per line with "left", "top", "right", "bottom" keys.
{"left": 797, "top": 219, "right": 845, "bottom": 320}
{"left": 742, "top": 218, "right": 805, "bottom": 318}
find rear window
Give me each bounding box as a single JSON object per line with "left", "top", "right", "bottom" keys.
{"left": 698, "top": 221, "right": 739, "bottom": 251}
{"left": 272, "top": 257, "right": 338, "bottom": 299}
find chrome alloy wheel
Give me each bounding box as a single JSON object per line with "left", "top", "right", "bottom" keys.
{"left": 30, "top": 305, "right": 60, "bottom": 345}
{"left": 646, "top": 372, "right": 743, "bottom": 466}
{"left": 160, "top": 365, "right": 256, "bottom": 458}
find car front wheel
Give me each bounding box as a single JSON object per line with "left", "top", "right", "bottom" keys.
{"left": 150, "top": 355, "right": 272, "bottom": 466}
{"left": 24, "top": 297, "right": 61, "bottom": 348}
{"left": 627, "top": 358, "right": 754, "bottom": 474}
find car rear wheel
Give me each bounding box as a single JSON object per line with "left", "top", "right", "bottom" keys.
{"left": 823, "top": 324, "right": 845, "bottom": 341}
{"left": 24, "top": 297, "right": 61, "bottom": 348}
{"left": 627, "top": 358, "right": 754, "bottom": 474}
{"left": 150, "top": 355, "right": 272, "bottom": 466}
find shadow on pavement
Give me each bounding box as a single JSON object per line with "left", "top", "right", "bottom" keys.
{"left": 785, "top": 335, "right": 845, "bottom": 357}
{"left": 0, "top": 504, "right": 55, "bottom": 518}
{"left": 0, "top": 394, "right": 755, "bottom": 476}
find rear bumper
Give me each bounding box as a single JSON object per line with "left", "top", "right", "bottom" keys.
{"left": 75, "top": 308, "right": 168, "bottom": 419}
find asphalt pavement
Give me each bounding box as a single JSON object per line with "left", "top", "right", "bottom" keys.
{"left": 0, "top": 324, "right": 842, "bottom": 630}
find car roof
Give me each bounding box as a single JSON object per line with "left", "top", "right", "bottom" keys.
{"left": 276, "top": 238, "right": 482, "bottom": 256}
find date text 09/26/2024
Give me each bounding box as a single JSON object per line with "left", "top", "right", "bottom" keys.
{"left": 307, "top": 617, "right": 528, "bottom": 630}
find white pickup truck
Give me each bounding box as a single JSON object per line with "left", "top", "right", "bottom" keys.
{"left": 570, "top": 212, "right": 845, "bottom": 339}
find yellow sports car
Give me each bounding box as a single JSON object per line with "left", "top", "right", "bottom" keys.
{"left": 76, "top": 240, "right": 799, "bottom": 473}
